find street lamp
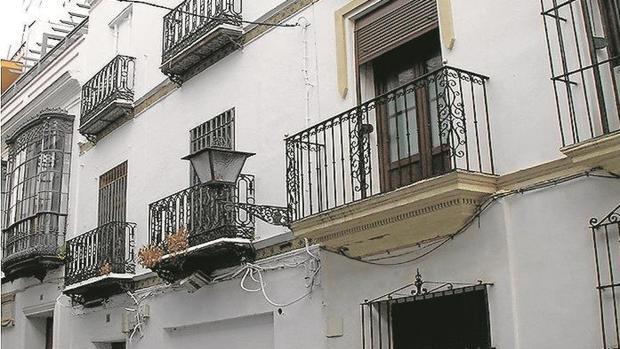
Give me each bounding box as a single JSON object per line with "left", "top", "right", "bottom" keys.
{"left": 182, "top": 146, "right": 291, "bottom": 226}
{"left": 182, "top": 147, "right": 255, "bottom": 185}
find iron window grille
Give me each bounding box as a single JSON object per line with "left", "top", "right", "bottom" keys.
{"left": 1, "top": 109, "right": 73, "bottom": 268}
{"left": 541, "top": 0, "right": 620, "bottom": 147}
{"left": 98, "top": 161, "right": 128, "bottom": 226}
{"left": 161, "top": 0, "right": 242, "bottom": 64}
{"left": 1, "top": 161, "right": 7, "bottom": 230}
{"left": 590, "top": 203, "right": 620, "bottom": 349}
{"left": 361, "top": 271, "right": 493, "bottom": 349}
{"left": 79, "top": 55, "right": 135, "bottom": 132}
{"left": 190, "top": 108, "right": 235, "bottom": 185}
{"left": 64, "top": 221, "right": 136, "bottom": 286}
{"left": 285, "top": 66, "right": 494, "bottom": 221}
{"left": 149, "top": 174, "right": 255, "bottom": 250}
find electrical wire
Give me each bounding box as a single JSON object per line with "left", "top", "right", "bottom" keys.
{"left": 329, "top": 168, "right": 620, "bottom": 266}
{"left": 237, "top": 238, "right": 321, "bottom": 307}
{"left": 116, "top": 0, "right": 299, "bottom": 28}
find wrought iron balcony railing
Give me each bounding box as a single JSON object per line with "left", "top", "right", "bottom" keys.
{"left": 79, "top": 55, "right": 135, "bottom": 137}
{"left": 162, "top": 0, "right": 242, "bottom": 63}
{"left": 149, "top": 174, "right": 255, "bottom": 250}
{"left": 64, "top": 221, "right": 136, "bottom": 286}
{"left": 541, "top": 0, "right": 620, "bottom": 146}
{"left": 1, "top": 213, "right": 66, "bottom": 279}
{"left": 285, "top": 66, "right": 494, "bottom": 222}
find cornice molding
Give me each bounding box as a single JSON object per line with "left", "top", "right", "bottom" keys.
{"left": 23, "top": 301, "right": 56, "bottom": 318}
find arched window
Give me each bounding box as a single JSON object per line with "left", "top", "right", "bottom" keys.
{"left": 2, "top": 109, "right": 73, "bottom": 263}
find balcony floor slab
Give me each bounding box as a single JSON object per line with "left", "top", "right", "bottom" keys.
{"left": 291, "top": 170, "right": 498, "bottom": 257}
{"left": 161, "top": 24, "right": 243, "bottom": 80}
{"left": 561, "top": 130, "right": 620, "bottom": 174}
{"left": 79, "top": 99, "right": 133, "bottom": 136}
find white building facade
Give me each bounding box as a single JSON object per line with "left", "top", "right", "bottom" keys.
{"left": 2, "top": 0, "right": 619, "bottom": 348}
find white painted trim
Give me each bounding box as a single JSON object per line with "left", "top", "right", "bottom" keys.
{"left": 163, "top": 311, "right": 273, "bottom": 332}
{"left": 109, "top": 4, "right": 133, "bottom": 28}
{"left": 23, "top": 301, "right": 56, "bottom": 317}
{"left": 159, "top": 237, "right": 252, "bottom": 261}
{"left": 63, "top": 273, "right": 135, "bottom": 292}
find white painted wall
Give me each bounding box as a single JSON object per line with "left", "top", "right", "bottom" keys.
{"left": 72, "top": 0, "right": 607, "bottom": 250}
{"left": 1, "top": 268, "right": 63, "bottom": 349}
{"left": 321, "top": 176, "right": 619, "bottom": 349}
{"left": 3, "top": 1, "right": 619, "bottom": 349}
{"left": 54, "top": 248, "right": 326, "bottom": 349}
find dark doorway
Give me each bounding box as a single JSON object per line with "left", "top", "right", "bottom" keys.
{"left": 391, "top": 289, "right": 491, "bottom": 349}
{"left": 111, "top": 342, "right": 127, "bottom": 349}
{"left": 45, "top": 317, "right": 53, "bottom": 349}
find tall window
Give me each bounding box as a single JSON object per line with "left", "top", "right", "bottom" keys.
{"left": 2, "top": 110, "right": 73, "bottom": 259}
{"left": 355, "top": 0, "right": 444, "bottom": 191}
{"left": 98, "top": 161, "right": 128, "bottom": 225}
{"left": 600, "top": 0, "right": 620, "bottom": 66}
{"left": 189, "top": 108, "right": 235, "bottom": 184}
{"left": 373, "top": 32, "right": 444, "bottom": 191}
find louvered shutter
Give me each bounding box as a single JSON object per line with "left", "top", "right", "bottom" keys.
{"left": 355, "top": 0, "right": 438, "bottom": 64}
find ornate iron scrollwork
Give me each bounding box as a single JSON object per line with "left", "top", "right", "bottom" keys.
{"left": 221, "top": 202, "right": 291, "bottom": 227}
{"left": 589, "top": 203, "right": 620, "bottom": 228}
{"left": 80, "top": 55, "right": 135, "bottom": 128}
{"left": 64, "top": 222, "right": 137, "bottom": 286}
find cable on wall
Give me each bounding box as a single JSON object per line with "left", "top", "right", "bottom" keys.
{"left": 116, "top": 0, "right": 300, "bottom": 28}
{"left": 328, "top": 168, "right": 620, "bottom": 266}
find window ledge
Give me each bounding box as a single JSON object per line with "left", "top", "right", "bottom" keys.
{"left": 291, "top": 170, "right": 498, "bottom": 257}
{"left": 561, "top": 130, "right": 620, "bottom": 174}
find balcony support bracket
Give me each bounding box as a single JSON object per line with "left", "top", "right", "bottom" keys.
{"left": 221, "top": 201, "right": 291, "bottom": 227}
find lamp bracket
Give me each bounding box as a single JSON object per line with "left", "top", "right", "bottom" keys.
{"left": 221, "top": 201, "right": 291, "bottom": 227}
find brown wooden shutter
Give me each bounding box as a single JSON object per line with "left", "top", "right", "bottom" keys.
{"left": 98, "top": 161, "right": 128, "bottom": 225}
{"left": 355, "top": 0, "right": 438, "bottom": 64}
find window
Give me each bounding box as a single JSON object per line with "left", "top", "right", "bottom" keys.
{"left": 1, "top": 293, "right": 15, "bottom": 327}
{"left": 109, "top": 4, "right": 133, "bottom": 55}
{"left": 362, "top": 286, "right": 492, "bottom": 349}
{"left": 355, "top": 0, "right": 445, "bottom": 192}
{"left": 189, "top": 108, "right": 235, "bottom": 184}
{"left": 1, "top": 160, "right": 7, "bottom": 229}
{"left": 600, "top": 0, "right": 620, "bottom": 66}
{"left": 354, "top": 0, "right": 438, "bottom": 65}
{"left": 98, "top": 161, "right": 128, "bottom": 225}
{"left": 590, "top": 205, "right": 620, "bottom": 348}
{"left": 392, "top": 290, "right": 491, "bottom": 348}
{"left": 373, "top": 30, "right": 445, "bottom": 191}
{"left": 2, "top": 111, "right": 73, "bottom": 259}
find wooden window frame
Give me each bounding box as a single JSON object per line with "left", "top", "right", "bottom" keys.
{"left": 373, "top": 30, "right": 448, "bottom": 192}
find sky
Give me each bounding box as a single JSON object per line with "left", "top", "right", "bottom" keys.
{"left": 0, "top": 0, "right": 75, "bottom": 59}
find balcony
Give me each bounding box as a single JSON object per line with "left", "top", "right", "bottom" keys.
{"left": 79, "top": 55, "right": 135, "bottom": 139}
{"left": 285, "top": 66, "right": 497, "bottom": 257}
{"left": 147, "top": 175, "right": 255, "bottom": 282}
{"left": 541, "top": 0, "right": 620, "bottom": 172}
{"left": 2, "top": 110, "right": 74, "bottom": 281}
{"left": 1, "top": 218, "right": 65, "bottom": 282}
{"left": 63, "top": 222, "right": 136, "bottom": 306}
{"left": 160, "top": 0, "right": 243, "bottom": 85}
